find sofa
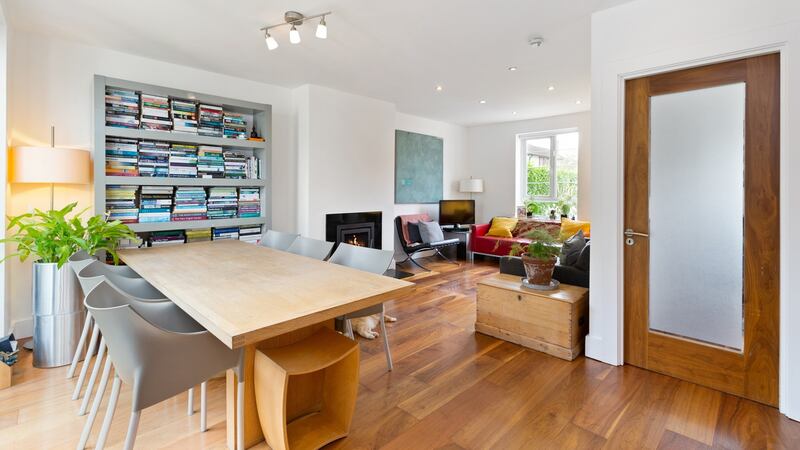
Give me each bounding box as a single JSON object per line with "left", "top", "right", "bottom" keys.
{"left": 470, "top": 218, "right": 562, "bottom": 258}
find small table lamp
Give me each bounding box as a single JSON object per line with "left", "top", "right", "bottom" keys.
{"left": 10, "top": 145, "right": 91, "bottom": 210}
{"left": 459, "top": 178, "right": 484, "bottom": 200}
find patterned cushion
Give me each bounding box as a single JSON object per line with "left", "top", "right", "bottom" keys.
{"left": 512, "top": 219, "right": 561, "bottom": 238}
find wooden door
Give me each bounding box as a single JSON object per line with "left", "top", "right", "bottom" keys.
{"left": 623, "top": 53, "right": 780, "bottom": 406}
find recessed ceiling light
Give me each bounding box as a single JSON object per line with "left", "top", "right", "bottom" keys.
{"left": 576, "top": 99, "right": 582, "bottom": 105}
{"left": 479, "top": 100, "right": 487, "bottom": 104}
{"left": 512, "top": 111, "right": 518, "bottom": 115}
{"left": 435, "top": 85, "right": 443, "bottom": 92}
{"left": 508, "top": 66, "right": 518, "bottom": 71}
{"left": 547, "top": 85, "right": 555, "bottom": 91}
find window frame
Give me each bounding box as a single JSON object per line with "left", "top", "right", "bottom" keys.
{"left": 517, "top": 128, "right": 580, "bottom": 203}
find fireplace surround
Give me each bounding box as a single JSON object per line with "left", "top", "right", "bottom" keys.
{"left": 325, "top": 211, "right": 382, "bottom": 250}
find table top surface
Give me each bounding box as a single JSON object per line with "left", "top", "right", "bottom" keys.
{"left": 119, "top": 240, "right": 415, "bottom": 348}
{"left": 478, "top": 273, "right": 588, "bottom": 304}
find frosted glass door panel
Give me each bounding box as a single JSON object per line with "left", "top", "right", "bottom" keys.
{"left": 648, "top": 83, "right": 745, "bottom": 351}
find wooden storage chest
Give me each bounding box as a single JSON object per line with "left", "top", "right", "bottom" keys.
{"left": 476, "top": 274, "right": 589, "bottom": 360}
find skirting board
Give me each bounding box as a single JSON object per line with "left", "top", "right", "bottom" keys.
{"left": 584, "top": 334, "right": 619, "bottom": 366}
{"left": 10, "top": 317, "right": 32, "bottom": 339}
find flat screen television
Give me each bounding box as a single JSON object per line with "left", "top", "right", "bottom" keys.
{"left": 439, "top": 200, "right": 476, "bottom": 228}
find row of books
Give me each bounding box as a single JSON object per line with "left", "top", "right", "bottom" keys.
{"left": 105, "top": 89, "right": 260, "bottom": 140}
{"left": 106, "top": 137, "right": 260, "bottom": 179}
{"left": 146, "top": 226, "right": 263, "bottom": 246}
{"left": 105, "top": 87, "right": 140, "bottom": 129}
{"left": 105, "top": 185, "right": 261, "bottom": 223}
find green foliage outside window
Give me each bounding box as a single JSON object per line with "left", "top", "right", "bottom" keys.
{"left": 526, "top": 166, "right": 578, "bottom": 217}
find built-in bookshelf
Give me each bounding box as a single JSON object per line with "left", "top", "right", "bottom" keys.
{"left": 94, "top": 75, "right": 272, "bottom": 242}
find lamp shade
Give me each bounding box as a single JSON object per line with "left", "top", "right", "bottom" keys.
{"left": 10, "top": 146, "right": 90, "bottom": 184}
{"left": 459, "top": 178, "right": 484, "bottom": 193}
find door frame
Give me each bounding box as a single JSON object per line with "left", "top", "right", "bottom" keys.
{"left": 584, "top": 39, "right": 795, "bottom": 415}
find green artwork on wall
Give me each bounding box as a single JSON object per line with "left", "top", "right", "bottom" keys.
{"left": 395, "top": 130, "right": 443, "bottom": 204}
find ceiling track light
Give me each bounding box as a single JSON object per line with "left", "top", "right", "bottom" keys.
{"left": 260, "top": 10, "right": 331, "bottom": 51}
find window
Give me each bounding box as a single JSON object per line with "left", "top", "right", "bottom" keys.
{"left": 518, "top": 130, "right": 579, "bottom": 216}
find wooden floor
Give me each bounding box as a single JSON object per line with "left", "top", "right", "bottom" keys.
{"left": 2, "top": 258, "right": 799, "bottom": 449}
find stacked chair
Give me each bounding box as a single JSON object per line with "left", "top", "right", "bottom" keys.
{"left": 259, "top": 229, "right": 300, "bottom": 251}
{"left": 67, "top": 258, "right": 244, "bottom": 450}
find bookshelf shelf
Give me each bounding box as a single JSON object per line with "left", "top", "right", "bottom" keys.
{"left": 128, "top": 217, "right": 267, "bottom": 233}
{"left": 95, "top": 75, "right": 273, "bottom": 245}
{"left": 105, "top": 176, "right": 267, "bottom": 187}
{"left": 104, "top": 126, "right": 268, "bottom": 149}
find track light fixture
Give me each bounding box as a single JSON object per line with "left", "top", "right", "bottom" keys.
{"left": 260, "top": 10, "right": 331, "bottom": 51}
{"left": 265, "top": 31, "right": 279, "bottom": 50}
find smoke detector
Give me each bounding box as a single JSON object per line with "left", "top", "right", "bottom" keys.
{"left": 528, "top": 36, "right": 544, "bottom": 47}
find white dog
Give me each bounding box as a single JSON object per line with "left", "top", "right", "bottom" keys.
{"left": 350, "top": 314, "right": 397, "bottom": 339}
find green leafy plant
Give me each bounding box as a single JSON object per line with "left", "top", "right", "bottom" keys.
{"left": 525, "top": 200, "right": 546, "bottom": 216}
{"left": 1, "top": 202, "right": 136, "bottom": 268}
{"left": 509, "top": 229, "right": 561, "bottom": 261}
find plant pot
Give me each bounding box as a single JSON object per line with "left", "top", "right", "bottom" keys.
{"left": 31, "top": 262, "right": 84, "bottom": 368}
{"left": 521, "top": 255, "right": 557, "bottom": 286}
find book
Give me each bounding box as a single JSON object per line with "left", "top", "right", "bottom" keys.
{"left": 140, "top": 93, "right": 171, "bottom": 131}
{"left": 171, "top": 99, "right": 198, "bottom": 134}
{"left": 169, "top": 144, "right": 198, "bottom": 178}
{"left": 238, "top": 187, "right": 261, "bottom": 218}
{"left": 198, "top": 104, "right": 223, "bottom": 137}
{"left": 186, "top": 228, "right": 212, "bottom": 243}
{"left": 105, "top": 137, "right": 139, "bottom": 176}
{"left": 106, "top": 185, "right": 139, "bottom": 223}
{"left": 150, "top": 230, "right": 185, "bottom": 246}
{"left": 138, "top": 140, "right": 170, "bottom": 177}
{"left": 207, "top": 187, "right": 238, "bottom": 220}
{"left": 223, "top": 112, "right": 248, "bottom": 140}
{"left": 105, "top": 87, "right": 140, "bottom": 129}
{"left": 139, "top": 186, "right": 173, "bottom": 223}
{"left": 197, "top": 145, "right": 225, "bottom": 178}
{"left": 172, "top": 187, "right": 207, "bottom": 221}
{"left": 238, "top": 226, "right": 262, "bottom": 245}
{"left": 213, "top": 226, "right": 239, "bottom": 240}
{"left": 223, "top": 151, "right": 247, "bottom": 179}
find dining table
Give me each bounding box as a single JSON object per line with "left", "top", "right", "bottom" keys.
{"left": 118, "top": 239, "right": 415, "bottom": 449}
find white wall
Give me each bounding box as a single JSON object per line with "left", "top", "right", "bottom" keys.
{"left": 294, "top": 84, "right": 396, "bottom": 249}
{"left": 588, "top": 0, "right": 800, "bottom": 419}
{"left": 465, "top": 112, "right": 591, "bottom": 223}
{"left": 0, "top": 6, "right": 8, "bottom": 335}
{"left": 5, "top": 30, "right": 297, "bottom": 335}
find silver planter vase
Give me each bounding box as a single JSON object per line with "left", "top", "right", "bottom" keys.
{"left": 32, "top": 262, "right": 84, "bottom": 368}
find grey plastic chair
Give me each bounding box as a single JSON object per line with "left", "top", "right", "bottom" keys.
{"left": 82, "top": 281, "right": 243, "bottom": 450}
{"left": 328, "top": 243, "right": 396, "bottom": 370}
{"left": 286, "top": 236, "right": 335, "bottom": 260}
{"left": 259, "top": 229, "right": 299, "bottom": 251}
{"left": 71, "top": 262, "right": 165, "bottom": 406}
{"left": 68, "top": 254, "right": 137, "bottom": 378}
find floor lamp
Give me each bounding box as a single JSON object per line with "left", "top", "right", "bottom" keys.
{"left": 459, "top": 178, "right": 484, "bottom": 200}
{"left": 9, "top": 129, "right": 91, "bottom": 351}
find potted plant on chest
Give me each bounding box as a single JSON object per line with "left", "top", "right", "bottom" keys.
{"left": 1, "top": 203, "right": 136, "bottom": 368}
{"left": 510, "top": 229, "right": 561, "bottom": 287}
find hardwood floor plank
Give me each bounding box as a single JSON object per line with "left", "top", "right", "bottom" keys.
{"left": 571, "top": 365, "right": 648, "bottom": 438}
{"left": 665, "top": 380, "right": 723, "bottom": 445}
{"left": 657, "top": 430, "right": 710, "bottom": 450}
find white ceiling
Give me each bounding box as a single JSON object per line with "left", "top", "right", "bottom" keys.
{"left": 2, "top": 0, "right": 632, "bottom": 126}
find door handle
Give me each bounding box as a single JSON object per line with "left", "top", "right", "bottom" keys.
{"left": 624, "top": 229, "right": 649, "bottom": 238}
{"left": 624, "top": 229, "right": 649, "bottom": 246}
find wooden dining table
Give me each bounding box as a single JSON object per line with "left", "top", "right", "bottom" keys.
{"left": 118, "top": 239, "right": 415, "bottom": 449}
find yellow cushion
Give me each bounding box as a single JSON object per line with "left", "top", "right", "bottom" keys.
{"left": 486, "top": 217, "right": 518, "bottom": 238}
{"left": 559, "top": 218, "right": 591, "bottom": 241}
